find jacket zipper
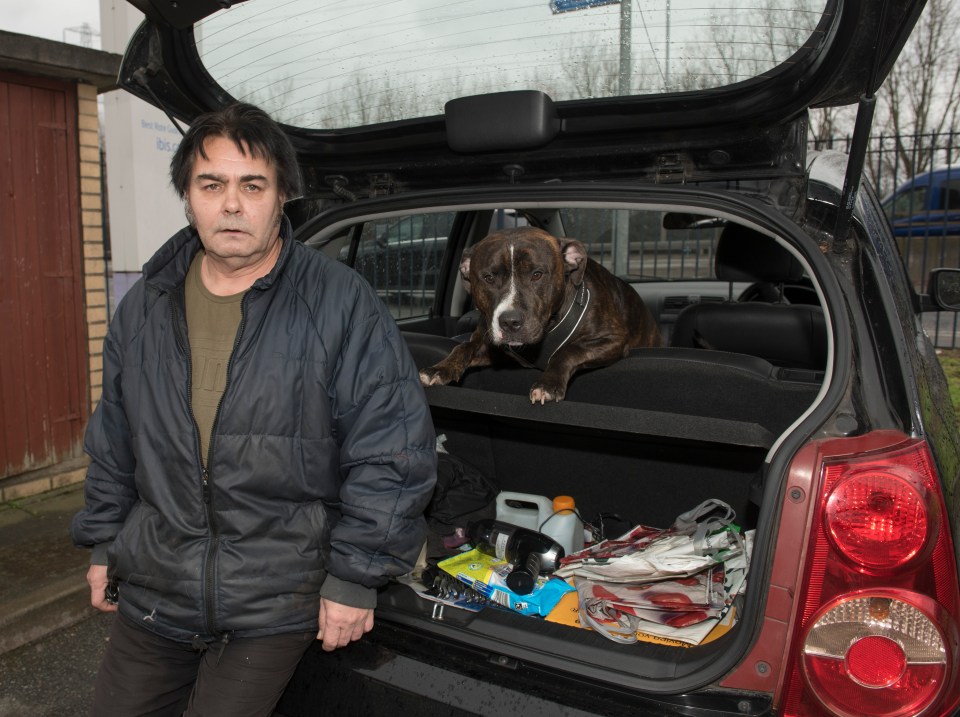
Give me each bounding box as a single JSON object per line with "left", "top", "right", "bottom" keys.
{"left": 201, "top": 299, "right": 246, "bottom": 637}
{"left": 173, "top": 285, "right": 249, "bottom": 638}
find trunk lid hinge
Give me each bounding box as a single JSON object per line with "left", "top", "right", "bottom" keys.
{"left": 656, "top": 154, "right": 685, "bottom": 184}
{"left": 370, "top": 173, "right": 399, "bottom": 197}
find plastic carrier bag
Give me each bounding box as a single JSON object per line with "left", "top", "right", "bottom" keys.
{"left": 554, "top": 499, "right": 752, "bottom": 645}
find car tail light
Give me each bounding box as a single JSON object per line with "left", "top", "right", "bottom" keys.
{"left": 824, "top": 466, "right": 936, "bottom": 572}
{"left": 802, "top": 592, "right": 948, "bottom": 716}
{"left": 778, "top": 436, "right": 960, "bottom": 717}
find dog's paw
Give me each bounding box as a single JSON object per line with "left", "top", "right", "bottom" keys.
{"left": 529, "top": 383, "right": 566, "bottom": 404}
{"left": 419, "top": 367, "right": 452, "bottom": 387}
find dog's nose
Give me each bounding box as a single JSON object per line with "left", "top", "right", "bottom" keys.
{"left": 498, "top": 311, "right": 523, "bottom": 334}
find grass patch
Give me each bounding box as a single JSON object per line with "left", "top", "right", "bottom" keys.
{"left": 938, "top": 350, "right": 960, "bottom": 424}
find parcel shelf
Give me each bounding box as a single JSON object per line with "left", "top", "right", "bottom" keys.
{"left": 423, "top": 386, "right": 775, "bottom": 450}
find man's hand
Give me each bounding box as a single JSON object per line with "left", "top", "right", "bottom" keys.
{"left": 86, "top": 564, "right": 118, "bottom": 613}
{"left": 317, "top": 598, "right": 374, "bottom": 652}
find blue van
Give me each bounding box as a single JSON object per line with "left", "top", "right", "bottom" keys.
{"left": 882, "top": 167, "right": 960, "bottom": 237}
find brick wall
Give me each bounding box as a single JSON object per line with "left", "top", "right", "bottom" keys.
{"left": 77, "top": 82, "right": 108, "bottom": 410}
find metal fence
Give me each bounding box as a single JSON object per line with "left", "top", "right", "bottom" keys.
{"left": 813, "top": 131, "right": 960, "bottom": 349}
{"left": 812, "top": 131, "right": 960, "bottom": 199}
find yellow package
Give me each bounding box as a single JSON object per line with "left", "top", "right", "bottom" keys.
{"left": 438, "top": 548, "right": 574, "bottom": 617}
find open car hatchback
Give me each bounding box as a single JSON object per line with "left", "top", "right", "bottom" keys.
{"left": 118, "top": 1, "right": 960, "bottom": 715}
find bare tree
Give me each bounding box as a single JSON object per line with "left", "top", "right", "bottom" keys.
{"left": 678, "top": 0, "right": 820, "bottom": 90}
{"left": 229, "top": 76, "right": 297, "bottom": 122}
{"left": 674, "top": 0, "right": 850, "bottom": 146}
{"left": 808, "top": 105, "right": 859, "bottom": 150}
{"left": 662, "top": 0, "right": 960, "bottom": 192}
{"left": 874, "top": 0, "right": 960, "bottom": 179}
{"left": 557, "top": 38, "right": 619, "bottom": 99}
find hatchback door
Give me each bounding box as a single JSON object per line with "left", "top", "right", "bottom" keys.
{"left": 121, "top": 0, "right": 924, "bottom": 202}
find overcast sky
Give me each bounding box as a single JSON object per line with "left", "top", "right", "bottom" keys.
{"left": 0, "top": 0, "right": 103, "bottom": 46}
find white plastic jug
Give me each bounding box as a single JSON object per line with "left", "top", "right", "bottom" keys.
{"left": 495, "top": 491, "right": 554, "bottom": 532}
{"left": 495, "top": 492, "right": 585, "bottom": 556}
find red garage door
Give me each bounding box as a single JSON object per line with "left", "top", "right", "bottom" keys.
{"left": 0, "top": 72, "right": 88, "bottom": 478}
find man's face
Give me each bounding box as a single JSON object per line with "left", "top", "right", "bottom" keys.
{"left": 185, "top": 135, "right": 285, "bottom": 269}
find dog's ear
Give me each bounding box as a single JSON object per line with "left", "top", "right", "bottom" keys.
{"left": 459, "top": 246, "right": 474, "bottom": 295}
{"left": 561, "top": 239, "right": 588, "bottom": 286}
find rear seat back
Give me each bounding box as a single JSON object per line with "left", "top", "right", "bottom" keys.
{"left": 671, "top": 225, "right": 827, "bottom": 371}
{"left": 671, "top": 302, "right": 827, "bottom": 370}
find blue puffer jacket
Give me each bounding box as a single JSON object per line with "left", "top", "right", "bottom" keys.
{"left": 70, "top": 219, "right": 437, "bottom": 643}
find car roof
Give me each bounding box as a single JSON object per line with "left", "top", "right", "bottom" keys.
{"left": 121, "top": 0, "right": 925, "bottom": 199}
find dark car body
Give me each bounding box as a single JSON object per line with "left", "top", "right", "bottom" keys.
{"left": 116, "top": 1, "right": 960, "bottom": 715}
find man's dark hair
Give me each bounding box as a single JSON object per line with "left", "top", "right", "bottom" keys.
{"left": 170, "top": 102, "right": 302, "bottom": 201}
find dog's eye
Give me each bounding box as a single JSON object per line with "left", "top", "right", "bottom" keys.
{"left": 531, "top": 270, "right": 543, "bottom": 281}
{"left": 483, "top": 273, "right": 495, "bottom": 284}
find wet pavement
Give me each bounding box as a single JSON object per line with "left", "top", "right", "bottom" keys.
{"left": 0, "top": 610, "right": 111, "bottom": 716}
{"left": 0, "top": 483, "right": 92, "bottom": 654}
{"left": 0, "top": 480, "right": 111, "bottom": 715}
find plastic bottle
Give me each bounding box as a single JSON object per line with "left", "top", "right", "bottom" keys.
{"left": 539, "top": 495, "right": 585, "bottom": 557}
{"left": 467, "top": 519, "right": 565, "bottom": 595}
{"left": 495, "top": 492, "right": 554, "bottom": 531}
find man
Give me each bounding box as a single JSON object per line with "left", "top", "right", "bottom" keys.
{"left": 70, "top": 102, "right": 437, "bottom": 716}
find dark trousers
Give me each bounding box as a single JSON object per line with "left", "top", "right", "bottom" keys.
{"left": 91, "top": 613, "right": 314, "bottom": 717}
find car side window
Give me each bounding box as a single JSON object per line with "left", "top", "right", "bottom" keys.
{"left": 889, "top": 187, "right": 929, "bottom": 218}
{"left": 558, "top": 208, "right": 720, "bottom": 280}
{"left": 346, "top": 212, "right": 455, "bottom": 320}
{"left": 941, "top": 180, "right": 960, "bottom": 211}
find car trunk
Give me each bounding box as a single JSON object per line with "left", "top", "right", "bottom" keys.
{"left": 374, "top": 339, "right": 822, "bottom": 688}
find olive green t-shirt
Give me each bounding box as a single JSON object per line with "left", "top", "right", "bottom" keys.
{"left": 185, "top": 251, "right": 244, "bottom": 466}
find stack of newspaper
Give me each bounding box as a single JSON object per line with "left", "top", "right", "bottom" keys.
{"left": 553, "top": 500, "right": 752, "bottom": 645}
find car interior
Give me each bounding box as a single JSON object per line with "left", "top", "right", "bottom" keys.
{"left": 669, "top": 223, "right": 828, "bottom": 374}
{"left": 304, "top": 201, "right": 829, "bottom": 535}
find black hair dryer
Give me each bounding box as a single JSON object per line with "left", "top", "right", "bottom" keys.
{"left": 467, "top": 519, "right": 564, "bottom": 595}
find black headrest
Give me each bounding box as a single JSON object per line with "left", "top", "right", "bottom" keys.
{"left": 670, "top": 303, "right": 827, "bottom": 371}
{"left": 715, "top": 224, "right": 804, "bottom": 283}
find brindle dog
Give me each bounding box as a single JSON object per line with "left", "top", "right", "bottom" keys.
{"left": 419, "top": 227, "right": 661, "bottom": 403}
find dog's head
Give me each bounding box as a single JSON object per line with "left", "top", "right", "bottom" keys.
{"left": 460, "top": 227, "right": 588, "bottom": 347}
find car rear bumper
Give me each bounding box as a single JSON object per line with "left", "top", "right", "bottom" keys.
{"left": 276, "top": 621, "right": 774, "bottom": 717}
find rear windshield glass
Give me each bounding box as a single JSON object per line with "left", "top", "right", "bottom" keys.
{"left": 196, "top": 0, "right": 826, "bottom": 130}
